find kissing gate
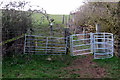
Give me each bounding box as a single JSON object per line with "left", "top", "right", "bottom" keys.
{"left": 24, "top": 33, "right": 114, "bottom": 59}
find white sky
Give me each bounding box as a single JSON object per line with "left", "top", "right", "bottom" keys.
{"left": 1, "top": 0, "right": 85, "bottom": 14}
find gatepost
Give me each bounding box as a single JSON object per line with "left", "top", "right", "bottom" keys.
{"left": 95, "top": 23, "right": 103, "bottom": 53}
{"left": 0, "top": 11, "right": 2, "bottom": 79}
{"left": 65, "top": 28, "right": 71, "bottom": 54}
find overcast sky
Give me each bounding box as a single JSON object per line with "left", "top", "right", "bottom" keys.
{"left": 2, "top": 0, "right": 85, "bottom": 14}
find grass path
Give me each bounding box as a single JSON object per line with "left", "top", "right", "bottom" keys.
{"left": 63, "top": 55, "right": 106, "bottom": 78}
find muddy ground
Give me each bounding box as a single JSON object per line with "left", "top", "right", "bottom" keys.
{"left": 63, "top": 55, "right": 106, "bottom": 78}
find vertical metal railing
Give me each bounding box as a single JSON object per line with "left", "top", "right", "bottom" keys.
{"left": 112, "top": 34, "right": 114, "bottom": 57}
{"left": 103, "top": 33, "right": 105, "bottom": 53}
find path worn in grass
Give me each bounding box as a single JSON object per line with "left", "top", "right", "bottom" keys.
{"left": 63, "top": 55, "right": 106, "bottom": 78}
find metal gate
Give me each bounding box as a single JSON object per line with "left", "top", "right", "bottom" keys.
{"left": 70, "top": 33, "right": 114, "bottom": 59}
{"left": 24, "top": 35, "right": 67, "bottom": 55}
{"left": 70, "top": 33, "right": 92, "bottom": 56}
{"left": 92, "top": 33, "right": 114, "bottom": 59}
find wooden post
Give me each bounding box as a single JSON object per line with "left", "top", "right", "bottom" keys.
{"left": 68, "top": 15, "right": 71, "bottom": 22}
{"left": 95, "top": 23, "right": 103, "bottom": 52}
{"left": 66, "top": 16, "right": 68, "bottom": 26}
{"left": 96, "top": 24, "right": 101, "bottom": 33}
{"left": 64, "top": 28, "right": 71, "bottom": 54}
{"left": 50, "top": 25, "right": 53, "bottom": 36}
{"left": 83, "top": 27, "right": 85, "bottom": 43}
{"left": 62, "top": 15, "right": 65, "bottom": 24}
{"left": 0, "top": 10, "right": 2, "bottom": 78}
{"left": 49, "top": 19, "right": 54, "bottom": 36}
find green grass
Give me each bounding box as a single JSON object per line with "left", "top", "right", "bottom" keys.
{"left": 50, "top": 14, "right": 68, "bottom": 24}
{"left": 93, "top": 56, "right": 120, "bottom": 78}
{"left": 31, "top": 13, "right": 68, "bottom": 27}
{"left": 2, "top": 54, "right": 79, "bottom": 78}
{"left": 2, "top": 54, "right": 120, "bottom": 78}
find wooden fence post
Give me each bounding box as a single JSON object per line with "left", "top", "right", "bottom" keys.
{"left": 95, "top": 23, "right": 103, "bottom": 52}
{"left": 64, "top": 28, "right": 71, "bottom": 54}
{"left": 117, "top": 36, "right": 120, "bottom": 57}
{"left": 62, "top": 15, "right": 65, "bottom": 24}
{"left": 0, "top": 11, "right": 2, "bottom": 78}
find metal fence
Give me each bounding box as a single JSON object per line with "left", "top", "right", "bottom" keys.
{"left": 92, "top": 33, "right": 114, "bottom": 59}
{"left": 24, "top": 33, "right": 114, "bottom": 59}
{"left": 24, "top": 34, "right": 67, "bottom": 55}
{"left": 70, "top": 33, "right": 114, "bottom": 59}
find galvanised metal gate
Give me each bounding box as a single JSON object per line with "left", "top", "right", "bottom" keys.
{"left": 24, "top": 35, "right": 67, "bottom": 55}
{"left": 92, "top": 33, "right": 114, "bottom": 59}
{"left": 70, "top": 33, "right": 114, "bottom": 59}
{"left": 70, "top": 33, "right": 92, "bottom": 56}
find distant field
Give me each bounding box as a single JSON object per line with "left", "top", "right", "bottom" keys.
{"left": 50, "top": 14, "right": 69, "bottom": 24}
{"left": 31, "top": 12, "right": 69, "bottom": 36}
{"left": 31, "top": 12, "right": 68, "bottom": 27}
